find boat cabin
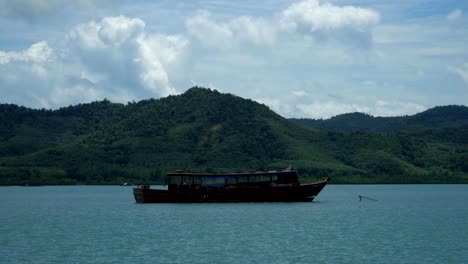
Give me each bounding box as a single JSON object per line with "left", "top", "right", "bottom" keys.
{"left": 166, "top": 169, "right": 300, "bottom": 191}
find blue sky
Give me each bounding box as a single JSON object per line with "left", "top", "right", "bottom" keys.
{"left": 0, "top": 0, "right": 467, "bottom": 118}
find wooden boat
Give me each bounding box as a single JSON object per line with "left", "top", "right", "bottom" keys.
{"left": 133, "top": 168, "right": 330, "bottom": 203}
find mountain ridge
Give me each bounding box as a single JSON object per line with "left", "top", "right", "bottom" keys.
{"left": 290, "top": 105, "right": 468, "bottom": 132}
{"left": 1, "top": 87, "right": 467, "bottom": 185}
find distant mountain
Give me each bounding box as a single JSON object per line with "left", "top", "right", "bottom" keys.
{"left": 290, "top": 105, "right": 468, "bottom": 132}
{"left": 1, "top": 87, "right": 467, "bottom": 185}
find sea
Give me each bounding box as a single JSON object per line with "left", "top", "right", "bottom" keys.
{"left": 1, "top": 184, "right": 467, "bottom": 264}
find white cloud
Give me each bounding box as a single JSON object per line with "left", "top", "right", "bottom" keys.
{"left": 67, "top": 16, "right": 145, "bottom": 50}
{"left": 80, "top": 70, "right": 107, "bottom": 84}
{"left": 50, "top": 84, "right": 101, "bottom": 106}
{"left": 229, "top": 16, "right": 276, "bottom": 46}
{"left": 291, "top": 90, "right": 307, "bottom": 97}
{"left": 1, "top": 1, "right": 466, "bottom": 117}
{"left": 186, "top": 1, "right": 379, "bottom": 49}
{"left": 297, "top": 101, "right": 370, "bottom": 119}
{"left": 99, "top": 16, "right": 146, "bottom": 45}
{"left": 186, "top": 11, "right": 234, "bottom": 48}
{"left": 0, "top": 42, "right": 56, "bottom": 108}
{"left": 0, "top": 41, "right": 53, "bottom": 64}
{"left": 49, "top": 84, "right": 135, "bottom": 107}
{"left": 447, "top": 9, "right": 462, "bottom": 21}
{"left": 448, "top": 64, "right": 468, "bottom": 85}
{"left": 280, "top": 0, "right": 379, "bottom": 32}
{"left": 0, "top": 41, "right": 54, "bottom": 87}
{"left": 295, "top": 100, "right": 426, "bottom": 118}
{"left": 66, "top": 16, "right": 188, "bottom": 100}
{"left": 0, "top": 16, "right": 187, "bottom": 108}
{"left": 67, "top": 21, "right": 106, "bottom": 50}
{"left": 279, "top": 0, "right": 379, "bottom": 47}
{"left": 135, "top": 34, "right": 188, "bottom": 96}
{"left": 255, "top": 97, "right": 296, "bottom": 117}
{"left": 372, "top": 100, "right": 426, "bottom": 117}
{"left": 31, "top": 64, "right": 48, "bottom": 79}
{"left": 186, "top": 10, "right": 276, "bottom": 48}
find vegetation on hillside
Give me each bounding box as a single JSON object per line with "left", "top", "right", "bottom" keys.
{"left": 1, "top": 87, "right": 467, "bottom": 185}
{"left": 290, "top": 105, "right": 468, "bottom": 132}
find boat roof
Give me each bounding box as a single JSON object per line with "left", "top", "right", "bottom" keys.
{"left": 166, "top": 168, "right": 297, "bottom": 177}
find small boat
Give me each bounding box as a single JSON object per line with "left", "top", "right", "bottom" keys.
{"left": 133, "top": 168, "right": 330, "bottom": 203}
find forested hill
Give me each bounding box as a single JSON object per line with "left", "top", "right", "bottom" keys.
{"left": 290, "top": 105, "right": 468, "bottom": 132}
{"left": 1, "top": 87, "right": 467, "bottom": 185}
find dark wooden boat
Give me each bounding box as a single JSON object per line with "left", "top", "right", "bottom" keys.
{"left": 133, "top": 168, "right": 330, "bottom": 203}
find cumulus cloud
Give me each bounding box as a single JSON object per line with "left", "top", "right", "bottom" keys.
{"left": 186, "top": 10, "right": 275, "bottom": 48}
{"left": 66, "top": 16, "right": 188, "bottom": 100}
{"left": 136, "top": 34, "right": 188, "bottom": 95}
{"left": 280, "top": 0, "right": 379, "bottom": 31}
{"left": 447, "top": 9, "right": 462, "bottom": 21}
{"left": 230, "top": 16, "right": 276, "bottom": 46}
{"left": 0, "top": 41, "right": 57, "bottom": 108}
{"left": 186, "top": 0, "right": 379, "bottom": 50}
{"left": 67, "top": 16, "right": 145, "bottom": 49}
{"left": 0, "top": 41, "right": 53, "bottom": 64}
{"left": 279, "top": 0, "right": 379, "bottom": 47}
{"left": 0, "top": 40, "right": 54, "bottom": 88}
{"left": 186, "top": 11, "right": 234, "bottom": 48}
{"left": 2, "top": 1, "right": 463, "bottom": 117}
{"left": 0, "top": 15, "right": 187, "bottom": 108}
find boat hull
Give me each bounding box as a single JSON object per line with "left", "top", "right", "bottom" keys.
{"left": 133, "top": 179, "right": 329, "bottom": 203}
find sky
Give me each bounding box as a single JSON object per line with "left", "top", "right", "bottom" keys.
{"left": 0, "top": 0, "right": 467, "bottom": 119}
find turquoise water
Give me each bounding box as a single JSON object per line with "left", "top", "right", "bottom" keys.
{"left": 1, "top": 185, "right": 467, "bottom": 264}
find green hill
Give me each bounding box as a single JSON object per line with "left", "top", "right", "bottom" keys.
{"left": 290, "top": 105, "right": 468, "bottom": 132}
{"left": 1, "top": 87, "right": 467, "bottom": 185}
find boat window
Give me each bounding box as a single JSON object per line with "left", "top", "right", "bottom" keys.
{"left": 236, "top": 176, "right": 248, "bottom": 184}
{"left": 248, "top": 175, "right": 273, "bottom": 182}
{"left": 202, "top": 176, "right": 225, "bottom": 186}
{"left": 193, "top": 176, "right": 202, "bottom": 185}
{"left": 258, "top": 175, "right": 274, "bottom": 182}
{"left": 169, "top": 176, "right": 182, "bottom": 185}
{"left": 277, "top": 174, "right": 299, "bottom": 184}
{"left": 194, "top": 174, "right": 281, "bottom": 185}
{"left": 226, "top": 177, "right": 237, "bottom": 185}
